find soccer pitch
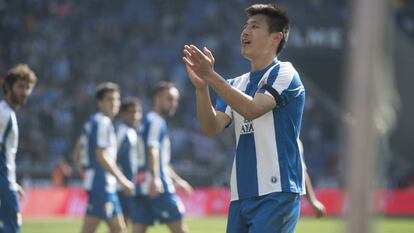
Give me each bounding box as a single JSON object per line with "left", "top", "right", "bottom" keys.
{"left": 22, "top": 217, "right": 414, "bottom": 233}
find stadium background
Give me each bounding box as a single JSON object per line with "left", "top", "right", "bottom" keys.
{"left": 1, "top": 0, "right": 414, "bottom": 230}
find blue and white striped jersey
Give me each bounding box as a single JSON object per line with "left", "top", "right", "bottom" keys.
{"left": 0, "top": 100, "right": 19, "bottom": 192}
{"left": 79, "top": 112, "right": 118, "bottom": 194}
{"left": 216, "top": 59, "right": 306, "bottom": 201}
{"left": 116, "top": 122, "right": 149, "bottom": 195}
{"left": 141, "top": 111, "right": 175, "bottom": 194}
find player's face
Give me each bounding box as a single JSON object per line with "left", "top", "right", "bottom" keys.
{"left": 122, "top": 105, "right": 142, "bottom": 127}
{"left": 240, "top": 14, "right": 277, "bottom": 60}
{"left": 159, "top": 87, "right": 179, "bottom": 118}
{"left": 7, "top": 79, "right": 35, "bottom": 109}
{"left": 98, "top": 91, "right": 120, "bottom": 119}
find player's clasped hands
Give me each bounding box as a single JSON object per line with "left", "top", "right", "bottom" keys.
{"left": 183, "top": 44, "right": 215, "bottom": 82}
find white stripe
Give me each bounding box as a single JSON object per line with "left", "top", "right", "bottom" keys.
{"left": 230, "top": 158, "right": 238, "bottom": 201}
{"left": 253, "top": 111, "right": 282, "bottom": 196}
{"left": 231, "top": 75, "right": 250, "bottom": 145}
{"left": 97, "top": 115, "right": 110, "bottom": 148}
{"left": 272, "top": 62, "right": 295, "bottom": 93}
{"left": 84, "top": 169, "right": 95, "bottom": 190}
{"left": 147, "top": 113, "right": 162, "bottom": 148}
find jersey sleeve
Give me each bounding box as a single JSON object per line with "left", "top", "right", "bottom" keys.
{"left": 214, "top": 78, "right": 236, "bottom": 119}
{"left": 259, "top": 62, "right": 305, "bottom": 107}
{"left": 96, "top": 117, "right": 112, "bottom": 149}
{"left": 146, "top": 116, "right": 164, "bottom": 148}
{"left": 0, "top": 111, "right": 11, "bottom": 144}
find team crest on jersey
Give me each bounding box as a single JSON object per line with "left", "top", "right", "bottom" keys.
{"left": 240, "top": 119, "right": 254, "bottom": 134}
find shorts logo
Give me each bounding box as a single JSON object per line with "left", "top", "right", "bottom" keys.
{"left": 104, "top": 202, "right": 114, "bottom": 218}
{"left": 161, "top": 211, "right": 170, "bottom": 219}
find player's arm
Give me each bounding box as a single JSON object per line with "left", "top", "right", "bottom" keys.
{"left": 95, "top": 148, "right": 134, "bottom": 195}
{"left": 183, "top": 51, "right": 231, "bottom": 136}
{"left": 195, "top": 87, "right": 231, "bottom": 137}
{"left": 305, "top": 171, "right": 326, "bottom": 218}
{"left": 147, "top": 146, "right": 164, "bottom": 197}
{"left": 183, "top": 45, "right": 276, "bottom": 121}
{"left": 167, "top": 165, "right": 193, "bottom": 195}
{"left": 205, "top": 76, "right": 276, "bottom": 121}
{"left": 0, "top": 142, "right": 25, "bottom": 200}
{"left": 72, "top": 138, "right": 82, "bottom": 177}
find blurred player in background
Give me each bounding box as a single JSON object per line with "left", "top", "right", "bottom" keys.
{"left": 0, "top": 64, "right": 37, "bottom": 233}
{"left": 298, "top": 139, "right": 327, "bottom": 218}
{"left": 132, "top": 81, "right": 193, "bottom": 233}
{"left": 115, "top": 97, "right": 145, "bottom": 226}
{"left": 76, "top": 82, "right": 134, "bottom": 233}
{"left": 184, "top": 3, "right": 305, "bottom": 233}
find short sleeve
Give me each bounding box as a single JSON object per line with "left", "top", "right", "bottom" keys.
{"left": 146, "top": 116, "right": 164, "bottom": 148}
{"left": 0, "top": 111, "right": 11, "bottom": 144}
{"left": 214, "top": 78, "right": 237, "bottom": 119}
{"left": 96, "top": 117, "right": 112, "bottom": 148}
{"left": 259, "top": 62, "right": 304, "bottom": 107}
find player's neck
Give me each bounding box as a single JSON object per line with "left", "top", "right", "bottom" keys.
{"left": 152, "top": 108, "right": 165, "bottom": 119}
{"left": 250, "top": 55, "right": 277, "bottom": 72}
{"left": 98, "top": 110, "right": 114, "bottom": 120}
{"left": 4, "top": 96, "right": 18, "bottom": 111}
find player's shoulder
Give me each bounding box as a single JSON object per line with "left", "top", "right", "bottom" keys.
{"left": 126, "top": 127, "right": 138, "bottom": 143}
{"left": 146, "top": 111, "right": 164, "bottom": 125}
{"left": 227, "top": 72, "right": 250, "bottom": 86}
{"left": 94, "top": 112, "right": 112, "bottom": 125}
{"left": 279, "top": 61, "right": 296, "bottom": 74}
{"left": 116, "top": 122, "right": 129, "bottom": 139}
{"left": 277, "top": 61, "right": 296, "bottom": 78}
{"left": 0, "top": 100, "right": 13, "bottom": 122}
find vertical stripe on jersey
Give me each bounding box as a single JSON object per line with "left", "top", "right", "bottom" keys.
{"left": 235, "top": 133, "right": 258, "bottom": 198}
{"left": 264, "top": 64, "right": 281, "bottom": 87}
{"left": 118, "top": 137, "right": 133, "bottom": 180}
{"left": 234, "top": 73, "right": 262, "bottom": 198}
{"left": 253, "top": 112, "right": 282, "bottom": 195}
{"left": 0, "top": 116, "right": 12, "bottom": 189}
{"left": 88, "top": 120, "right": 98, "bottom": 169}
{"left": 89, "top": 119, "right": 105, "bottom": 193}
{"left": 273, "top": 93, "right": 305, "bottom": 193}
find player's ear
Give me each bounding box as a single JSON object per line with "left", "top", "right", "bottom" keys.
{"left": 272, "top": 32, "right": 283, "bottom": 45}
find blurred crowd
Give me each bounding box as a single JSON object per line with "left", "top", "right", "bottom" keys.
{"left": 0, "top": 0, "right": 413, "bottom": 189}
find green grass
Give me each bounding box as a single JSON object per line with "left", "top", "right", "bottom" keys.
{"left": 21, "top": 217, "right": 414, "bottom": 233}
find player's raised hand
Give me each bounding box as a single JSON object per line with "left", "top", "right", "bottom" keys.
{"left": 183, "top": 44, "right": 215, "bottom": 80}
{"left": 184, "top": 61, "right": 207, "bottom": 90}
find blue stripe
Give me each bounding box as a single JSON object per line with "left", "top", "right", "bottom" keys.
{"left": 264, "top": 64, "right": 280, "bottom": 87}
{"left": 158, "top": 124, "right": 169, "bottom": 192}
{"left": 273, "top": 91, "right": 305, "bottom": 193}
{"left": 117, "top": 136, "right": 133, "bottom": 180}
{"left": 234, "top": 74, "right": 260, "bottom": 198}
{"left": 88, "top": 118, "right": 105, "bottom": 193}
{"left": 88, "top": 119, "right": 98, "bottom": 169}
{"left": 0, "top": 115, "right": 13, "bottom": 189}
{"left": 215, "top": 79, "right": 235, "bottom": 112}
{"left": 235, "top": 133, "right": 258, "bottom": 198}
